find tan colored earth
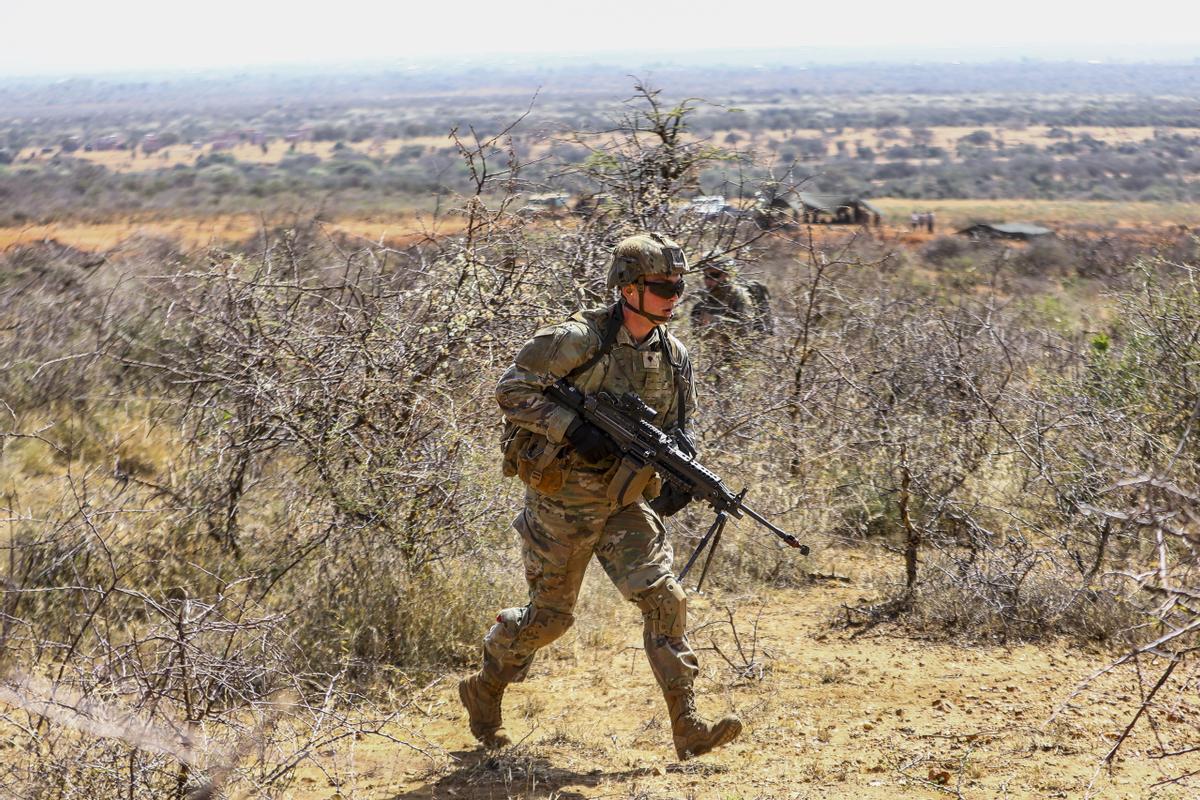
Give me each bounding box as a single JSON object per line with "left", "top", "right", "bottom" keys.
{"left": 290, "top": 555, "right": 1196, "bottom": 799}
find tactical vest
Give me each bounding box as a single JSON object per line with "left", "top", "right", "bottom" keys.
{"left": 501, "top": 303, "right": 690, "bottom": 501}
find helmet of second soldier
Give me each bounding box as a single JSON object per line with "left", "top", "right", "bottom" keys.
{"left": 701, "top": 254, "right": 736, "bottom": 284}
{"left": 607, "top": 233, "right": 688, "bottom": 292}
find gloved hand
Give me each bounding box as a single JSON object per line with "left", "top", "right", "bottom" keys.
{"left": 566, "top": 418, "right": 619, "bottom": 464}
{"left": 667, "top": 426, "right": 698, "bottom": 459}
{"left": 650, "top": 482, "right": 693, "bottom": 517}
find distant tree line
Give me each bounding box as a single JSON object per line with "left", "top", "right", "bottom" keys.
{"left": 3, "top": 127, "right": 1198, "bottom": 225}
{"left": 5, "top": 70, "right": 1200, "bottom": 223}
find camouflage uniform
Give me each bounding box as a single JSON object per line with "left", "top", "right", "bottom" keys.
{"left": 485, "top": 305, "right": 700, "bottom": 693}
{"left": 690, "top": 281, "right": 754, "bottom": 346}
{"left": 461, "top": 232, "right": 741, "bottom": 760}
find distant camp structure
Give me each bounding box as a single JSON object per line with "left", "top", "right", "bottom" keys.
{"left": 516, "top": 193, "right": 571, "bottom": 218}
{"left": 957, "top": 222, "right": 1054, "bottom": 241}
{"left": 572, "top": 192, "right": 620, "bottom": 218}
{"left": 684, "top": 195, "right": 741, "bottom": 219}
{"left": 755, "top": 186, "right": 883, "bottom": 227}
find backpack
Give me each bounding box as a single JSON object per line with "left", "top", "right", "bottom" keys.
{"left": 742, "top": 280, "right": 774, "bottom": 335}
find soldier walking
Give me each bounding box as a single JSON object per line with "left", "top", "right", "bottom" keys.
{"left": 459, "top": 233, "right": 742, "bottom": 760}
{"left": 690, "top": 257, "right": 755, "bottom": 349}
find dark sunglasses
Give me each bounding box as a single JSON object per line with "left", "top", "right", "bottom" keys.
{"left": 641, "top": 277, "right": 686, "bottom": 298}
{"left": 703, "top": 270, "right": 727, "bottom": 280}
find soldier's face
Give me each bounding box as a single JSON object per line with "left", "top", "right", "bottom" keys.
{"left": 624, "top": 271, "right": 685, "bottom": 319}
{"left": 703, "top": 269, "right": 728, "bottom": 289}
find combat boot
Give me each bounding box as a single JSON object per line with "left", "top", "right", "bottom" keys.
{"left": 458, "top": 672, "right": 511, "bottom": 749}
{"left": 664, "top": 688, "right": 742, "bottom": 760}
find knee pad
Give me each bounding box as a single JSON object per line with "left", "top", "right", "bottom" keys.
{"left": 635, "top": 576, "right": 687, "bottom": 638}
{"left": 503, "top": 604, "right": 575, "bottom": 654}
{"left": 483, "top": 606, "right": 526, "bottom": 655}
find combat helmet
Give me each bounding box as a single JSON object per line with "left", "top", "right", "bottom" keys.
{"left": 607, "top": 232, "right": 688, "bottom": 292}
{"left": 700, "top": 252, "right": 738, "bottom": 279}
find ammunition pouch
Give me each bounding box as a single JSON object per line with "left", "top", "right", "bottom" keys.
{"left": 501, "top": 421, "right": 569, "bottom": 496}
{"left": 644, "top": 473, "right": 662, "bottom": 501}
{"left": 606, "top": 455, "right": 657, "bottom": 508}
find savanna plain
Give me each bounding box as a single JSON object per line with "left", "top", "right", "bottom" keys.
{"left": 1, "top": 61, "right": 1199, "bottom": 799}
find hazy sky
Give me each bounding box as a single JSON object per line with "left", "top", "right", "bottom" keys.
{"left": 4, "top": 0, "right": 1198, "bottom": 76}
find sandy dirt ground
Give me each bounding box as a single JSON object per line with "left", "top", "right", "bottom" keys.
{"left": 288, "top": 568, "right": 1197, "bottom": 800}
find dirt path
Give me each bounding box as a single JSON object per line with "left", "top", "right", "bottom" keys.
{"left": 292, "top": 575, "right": 1194, "bottom": 799}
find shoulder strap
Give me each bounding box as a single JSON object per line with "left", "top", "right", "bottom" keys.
{"left": 675, "top": 353, "right": 689, "bottom": 431}
{"left": 558, "top": 305, "right": 689, "bottom": 430}
{"left": 658, "top": 330, "right": 690, "bottom": 431}
{"left": 564, "top": 303, "right": 623, "bottom": 381}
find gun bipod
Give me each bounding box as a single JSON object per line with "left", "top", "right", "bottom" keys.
{"left": 677, "top": 509, "right": 729, "bottom": 592}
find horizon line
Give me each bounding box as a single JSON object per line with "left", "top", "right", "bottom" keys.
{"left": 3, "top": 43, "right": 1199, "bottom": 82}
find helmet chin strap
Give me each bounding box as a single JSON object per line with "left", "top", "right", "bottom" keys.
{"left": 622, "top": 280, "right": 671, "bottom": 325}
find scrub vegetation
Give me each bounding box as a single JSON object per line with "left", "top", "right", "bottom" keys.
{"left": 1, "top": 72, "right": 1199, "bottom": 797}
{"left": 3, "top": 61, "right": 1199, "bottom": 227}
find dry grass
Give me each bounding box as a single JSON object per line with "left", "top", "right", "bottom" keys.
{"left": 0, "top": 212, "right": 466, "bottom": 251}
{"left": 0, "top": 199, "right": 1189, "bottom": 254}
{"left": 863, "top": 124, "right": 1200, "bottom": 150}
{"left": 6, "top": 96, "right": 1198, "bottom": 797}
{"left": 870, "top": 198, "right": 1200, "bottom": 229}
{"left": 0, "top": 216, "right": 262, "bottom": 250}
{"left": 17, "top": 136, "right": 455, "bottom": 173}
{"left": 19, "top": 125, "right": 1199, "bottom": 176}
{"left": 669, "top": 125, "right": 1200, "bottom": 159}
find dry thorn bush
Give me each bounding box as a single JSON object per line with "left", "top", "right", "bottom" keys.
{"left": 1, "top": 83, "right": 1199, "bottom": 793}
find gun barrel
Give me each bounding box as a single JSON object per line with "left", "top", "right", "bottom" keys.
{"left": 741, "top": 504, "right": 811, "bottom": 555}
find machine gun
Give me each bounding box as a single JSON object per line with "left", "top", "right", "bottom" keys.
{"left": 545, "top": 378, "right": 809, "bottom": 589}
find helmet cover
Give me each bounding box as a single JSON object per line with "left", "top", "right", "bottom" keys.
{"left": 607, "top": 233, "right": 688, "bottom": 292}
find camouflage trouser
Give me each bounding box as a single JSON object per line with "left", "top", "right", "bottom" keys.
{"left": 482, "top": 485, "right": 699, "bottom": 692}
